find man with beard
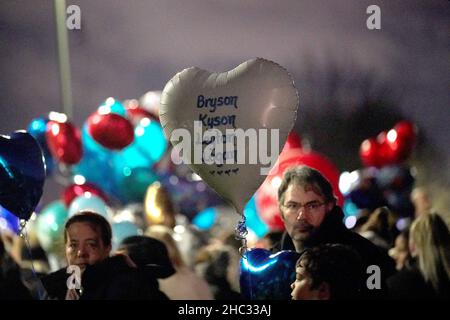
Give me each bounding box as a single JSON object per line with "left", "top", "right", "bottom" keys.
{"left": 274, "top": 166, "right": 395, "bottom": 299}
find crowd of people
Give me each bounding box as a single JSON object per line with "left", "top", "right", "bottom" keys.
{"left": 0, "top": 166, "right": 449, "bottom": 300}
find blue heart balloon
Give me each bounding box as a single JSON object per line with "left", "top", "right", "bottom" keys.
{"left": 240, "top": 248, "right": 300, "bottom": 300}
{"left": 0, "top": 131, "right": 46, "bottom": 220}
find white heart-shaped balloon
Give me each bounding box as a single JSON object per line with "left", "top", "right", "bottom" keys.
{"left": 160, "top": 58, "right": 299, "bottom": 213}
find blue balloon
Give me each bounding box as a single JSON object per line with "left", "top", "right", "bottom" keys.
{"left": 134, "top": 119, "right": 167, "bottom": 163}
{"left": 27, "top": 117, "right": 55, "bottom": 176}
{"left": 111, "top": 221, "right": 140, "bottom": 251}
{"left": 240, "top": 248, "right": 300, "bottom": 300}
{"left": 0, "top": 131, "right": 46, "bottom": 220}
{"left": 0, "top": 205, "right": 20, "bottom": 234}
{"left": 68, "top": 194, "right": 110, "bottom": 220}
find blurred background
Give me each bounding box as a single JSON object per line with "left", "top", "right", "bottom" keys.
{"left": 0, "top": 0, "right": 449, "bottom": 232}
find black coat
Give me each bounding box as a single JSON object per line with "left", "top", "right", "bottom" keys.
{"left": 273, "top": 206, "right": 396, "bottom": 299}
{"left": 41, "top": 255, "right": 169, "bottom": 300}
{"left": 387, "top": 261, "right": 450, "bottom": 299}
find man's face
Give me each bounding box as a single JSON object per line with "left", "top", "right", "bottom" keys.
{"left": 65, "top": 222, "right": 111, "bottom": 269}
{"left": 280, "top": 184, "right": 333, "bottom": 243}
{"left": 291, "top": 264, "right": 321, "bottom": 300}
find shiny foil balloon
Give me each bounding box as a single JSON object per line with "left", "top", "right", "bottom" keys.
{"left": 35, "top": 200, "right": 68, "bottom": 253}
{"left": 46, "top": 120, "right": 83, "bottom": 164}
{"left": 0, "top": 205, "right": 20, "bottom": 234}
{"left": 62, "top": 182, "right": 108, "bottom": 207}
{"left": 87, "top": 111, "right": 134, "bottom": 150}
{"left": 144, "top": 182, "right": 175, "bottom": 226}
{"left": 240, "top": 248, "right": 300, "bottom": 300}
{"left": 359, "top": 137, "right": 380, "bottom": 167}
{"left": 0, "top": 131, "right": 46, "bottom": 220}
{"left": 27, "top": 117, "right": 55, "bottom": 175}
{"left": 160, "top": 58, "right": 299, "bottom": 214}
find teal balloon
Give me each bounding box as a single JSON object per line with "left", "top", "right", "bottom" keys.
{"left": 73, "top": 126, "right": 117, "bottom": 196}
{"left": 35, "top": 200, "right": 68, "bottom": 252}
{"left": 118, "top": 141, "right": 154, "bottom": 169}
{"left": 115, "top": 166, "right": 158, "bottom": 203}
{"left": 98, "top": 98, "right": 126, "bottom": 117}
{"left": 244, "top": 196, "right": 269, "bottom": 238}
{"left": 193, "top": 207, "right": 217, "bottom": 230}
{"left": 68, "top": 194, "right": 110, "bottom": 220}
{"left": 111, "top": 221, "right": 140, "bottom": 251}
{"left": 134, "top": 119, "right": 167, "bottom": 163}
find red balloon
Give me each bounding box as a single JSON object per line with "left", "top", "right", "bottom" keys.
{"left": 255, "top": 148, "right": 343, "bottom": 231}
{"left": 46, "top": 120, "right": 82, "bottom": 164}
{"left": 284, "top": 131, "right": 302, "bottom": 151}
{"left": 62, "top": 183, "right": 108, "bottom": 207}
{"left": 87, "top": 112, "right": 134, "bottom": 150}
{"left": 359, "top": 138, "right": 381, "bottom": 168}
{"left": 394, "top": 121, "right": 417, "bottom": 145}
{"left": 376, "top": 131, "right": 398, "bottom": 166}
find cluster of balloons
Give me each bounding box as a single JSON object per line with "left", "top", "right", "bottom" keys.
{"left": 337, "top": 120, "right": 418, "bottom": 220}
{"left": 359, "top": 120, "right": 417, "bottom": 168}
{"left": 27, "top": 96, "right": 167, "bottom": 205}
{"left": 340, "top": 164, "right": 415, "bottom": 218}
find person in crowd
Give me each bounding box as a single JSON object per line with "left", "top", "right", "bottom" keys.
{"left": 410, "top": 187, "right": 433, "bottom": 218}
{"left": 0, "top": 232, "right": 33, "bottom": 300}
{"left": 387, "top": 213, "right": 450, "bottom": 299}
{"left": 274, "top": 166, "right": 396, "bottom": 298}
{"left": 291, "top": 244, "right": 365, "bottom": 300}
{"left": 146, "top": 225, "right": 213, "bottom": 300}
{"left": 41, "top": 211, "right": 168, "bottom": 300}
{"left": 194, "top": 244, "right": 242, "bottom": 300}
{"left": 388, "top": 229, "right": 412, "bottom": 271}
{"left": 117, "top": 235, "right": 175, "bottom": 279}
{"left": 259, "top": 231, "right": 284, "bottom": 250}
{"left": 359, "top": 207, "right": 393, "bottom": 251}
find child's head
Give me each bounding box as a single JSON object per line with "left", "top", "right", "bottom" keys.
{"left": 291, "top": 244, "right": 365, "bottom": 300}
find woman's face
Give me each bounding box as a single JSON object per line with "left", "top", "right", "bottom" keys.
{"left": 389, "top": 234, "right": 410, "bottom": 270}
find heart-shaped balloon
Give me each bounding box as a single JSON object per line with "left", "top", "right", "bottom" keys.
{"left": 160, "top": 58, "right": 299, "bottom": 213}
{"left": 0, "top": 131, "right": 46, "bottom": 220}
{"left": 240, "top": 248, "right": 300, "bottom": 300}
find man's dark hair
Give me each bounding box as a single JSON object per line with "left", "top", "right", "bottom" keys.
{"left": 278, "top": 166, "right": 336, "bottom": 207}
{"left": 64, "top": 211, "right": 112, "bottom": 247}
{"left": 297, "top": 244, "right": 365, "bottom": 299}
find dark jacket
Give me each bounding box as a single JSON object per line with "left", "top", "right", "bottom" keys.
{"left": 0, "top": 252, "right": 33, "bottom": 300}
{"left": 387, "top": 260, "right": 450, "bottom": 299}
{"left": 41, "top": 255, "right": 169, "bottom": 300}
{"left": 273, "top": 206, "right": 396, "bottom": 299}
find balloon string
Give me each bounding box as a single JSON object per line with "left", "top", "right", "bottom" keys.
{"left": 19, "top": 220, "right": 47, "bottom": 300}
{"left": 235, "top": 215, "right": 248, "bottom": 258}
{"left": 234, "top": 215, "right": 254, "bottom": 300}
